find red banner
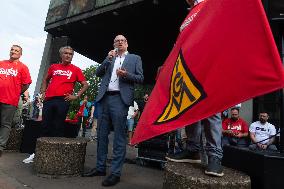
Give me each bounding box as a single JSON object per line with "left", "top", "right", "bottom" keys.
{"left": 131, "top": 0, "right": 284, "bottom": 144}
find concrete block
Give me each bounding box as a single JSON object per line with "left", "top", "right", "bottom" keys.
{"left": 34, "top": 137, "right": 87, "bottom": 178}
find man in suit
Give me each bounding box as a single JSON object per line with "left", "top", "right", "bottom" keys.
{"left": 83, "top": 34, "right": 144, "bottom": 186}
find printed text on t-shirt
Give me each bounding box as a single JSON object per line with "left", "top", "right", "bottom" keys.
{"left": 53, "top": 70, "right": 72, "bottom": 79}
{"left": 0, "top": 68, "right": 18, "bottom": 77}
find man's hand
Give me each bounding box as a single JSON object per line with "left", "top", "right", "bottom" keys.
{"left": 257, "top": 143, "right": 267, "bottom": 150}
{"left": 262, "top": 144, "right": 268, "bottom": 150}
{"left": 234, "top": 132, "right": 242, "bottom": 138}
{"left": 116, "top": 68, "right": 127, "bottom": 77}
{"left": 108, "top": 49, "right": 117, "bottom": 60}
{"left": 64, "top": 93, "right": 78, "bottom": 101}
{"left": 225, "top": 130, "right": 234, "bottom": 136}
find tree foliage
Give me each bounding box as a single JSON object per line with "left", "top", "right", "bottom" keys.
{"left": 68, "top": 64, "right": 101, "bottom": 115}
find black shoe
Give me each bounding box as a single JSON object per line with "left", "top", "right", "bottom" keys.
{"left": 82, "top": 169, "right": 106, "bottom": 177}
{"left": 166, "top": 151, "right": 201, "bottom": 163}
{"left": 0, "top": 150, "right": 2, "bottom": 157}
{"left": 205, "top": 156, "right": 224, "bottom": 177}
{"left": 102, "top": 174, "right": 120, "bottom": 187}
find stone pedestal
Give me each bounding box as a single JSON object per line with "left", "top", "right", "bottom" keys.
{"left": 5, "top": 128, "right": 24, "bottom": 152}
{"left": 163, "top": 162, "right": 250, "bottom": 189}
{"left": 34, "top": 137, "right": 87, "bottom": 178}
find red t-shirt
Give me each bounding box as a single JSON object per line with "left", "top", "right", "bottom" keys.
{"left": 0, "top": 60, "right": 32, "bottom": 106}
{"left": 222, "top": 118, "right": 249, "bottom": 135}
{"left": 45, "top": 63, "right": 86, "bottom": 98}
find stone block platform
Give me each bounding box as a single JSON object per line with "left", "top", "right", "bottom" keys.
{"left": 5, "top": 128, "right": 24, "bottom": 152}
{"left": 34, "top": 137, "right": 88, "bottom": 178}
{"left": 163, "top": 162, "right": 250, "bottom": 189}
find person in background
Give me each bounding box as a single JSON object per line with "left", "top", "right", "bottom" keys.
{"left": 12, "top": 90, "right": 29, "bottom": 128}
{"left": 89, "top": 100, "right": 99, "bottom": 141}
{"left": 222, "top": 108, "right": 249, "bottom": 147}
{"left": 249, "top": 112, "right": 277, "bottom": 151}
{"left": 0, "top": 45, "right": 32, "bottom": 157}
{"left": 137, "top": 93, "right": 149, "bottom": 118}
{"left": 78, "top": 95, "right": 91, "bottom": 137}
{"left": 21, "top": 91, "right": 31, "bottom": 122}
{"left": 126, "top": 101, "right": 139, "bottom": 143}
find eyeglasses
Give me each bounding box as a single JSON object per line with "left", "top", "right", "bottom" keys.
{"left": 114, "top": 39, "right": 127, "bottom": 43}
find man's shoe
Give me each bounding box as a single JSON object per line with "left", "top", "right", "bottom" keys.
{"left": 23, "top": 153, "right": 35, "bottom": 164}
{"left": 82, "top": 169, "right": 106, "bottom": 177}
{"left": 166, "top": 151, "right": 201, "bottom": 163}
{"left": 102, "top": 174, "right": 120, "bottom": 187}
{"left": 205, "top": 156, "right": 224, "bottom": 177}
{"left": 0, "top": 150, "right": 2, "bottom": 157}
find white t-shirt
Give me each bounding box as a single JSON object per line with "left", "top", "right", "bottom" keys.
{"left": 127, "top": 101, "right": 139, "bottom": 119}
{"left": 249, "top": 121, "right": 276, "bottom": 144}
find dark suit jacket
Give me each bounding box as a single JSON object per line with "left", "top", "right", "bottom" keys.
{"left": 96, "top": 53, "right": 144, "bottom": 106}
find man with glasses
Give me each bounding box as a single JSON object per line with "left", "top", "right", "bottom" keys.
{"left": 82, "top": 35, "right": 144, "bottom": 187}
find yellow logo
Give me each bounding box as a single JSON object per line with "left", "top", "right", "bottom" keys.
{"left": 156, "top": 51, "right": 206, "bottom": 124}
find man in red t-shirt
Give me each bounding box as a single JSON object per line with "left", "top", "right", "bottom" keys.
{"left": 0, "top": 45, "right": 32, "bottom": 157}
{"left": 41, "top": 46, "right": 89, "bottom": 137}
{"left": 222, "top": 107, "right": 249, "bottom": 147}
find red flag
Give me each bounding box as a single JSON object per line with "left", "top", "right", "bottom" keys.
{"left": 131, "top": 0, "right": 284, "bottom": 144}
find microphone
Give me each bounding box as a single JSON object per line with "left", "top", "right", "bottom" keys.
{"left": 109, "top": 48, "right": 118, "bottom": 60}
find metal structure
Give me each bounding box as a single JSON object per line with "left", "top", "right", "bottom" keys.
{"left": 43, "top": 0, "right": 188, "bottom": 84}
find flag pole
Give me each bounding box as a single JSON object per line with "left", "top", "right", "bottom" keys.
{"left": 280, "top": 89, "right": 284, "bottom": 153}
{"left": 279, "top": 37, "right": 284, "bottom": 153}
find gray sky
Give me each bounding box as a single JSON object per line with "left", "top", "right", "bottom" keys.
{"left": 0, "top": 0, "right": 97, "bottom": 97}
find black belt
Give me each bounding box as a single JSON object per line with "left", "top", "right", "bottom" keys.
{"left": 106, "top": 91, "right": 120, "bottom": 95}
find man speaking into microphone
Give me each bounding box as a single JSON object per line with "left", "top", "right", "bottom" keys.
{"left": 82, "top": 34, "right": 143, "bottom": 187}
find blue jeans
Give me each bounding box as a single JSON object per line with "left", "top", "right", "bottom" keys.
{"left": 222, "top": 136, "right": 248, "bottom": 147}
{"left": 249, "top": 143, "right": 278, "bottom": 151}
{"left": 96, "top": 94, "right": 128, "bottom": 176}
{"left": 185, "top": 113, "right": 223, "bottom": 159}
{"left": 0, "top": 103, "right": 17, "bottom": 151}
{"left": 126, "top": 118, "right": 135, "bottom": 131}
{"left": 41, "top": 97, "right": 70, "bottom": 137}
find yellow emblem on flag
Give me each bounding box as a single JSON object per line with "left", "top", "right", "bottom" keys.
{"left": 156, "top": 51, "right": 207, "bottom": 124}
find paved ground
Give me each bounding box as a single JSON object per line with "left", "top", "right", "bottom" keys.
{"left": 0, "top": 135, "right": 164, "bottom": 189}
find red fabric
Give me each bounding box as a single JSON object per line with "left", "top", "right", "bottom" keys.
{"left": 76, "top": 102, "right": 85, "bottom": 117}
{"left": 0, "top": 60, "right": 32, "bottom": 106}
{"left": 45, "top": 63, "right": 86, "bottom": 98}
{"left": 65, "top": 118, "right": 78, "bottom": 124}
{"left": 222, "top": 118, "right": 248, "bottom": 135}
{"left": 131, "top": 0, "right": 284, "bottom": 144}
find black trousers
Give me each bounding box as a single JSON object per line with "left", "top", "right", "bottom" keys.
{"left": 41, "top": 97, "right": 70, "bottom": 137}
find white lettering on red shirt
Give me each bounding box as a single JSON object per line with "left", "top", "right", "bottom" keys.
{"left": 0, "top": 67, "right": 18, "bottom": 77}
{"left": 0, "top": 60, "right": 32, "bottom": 106}
{"left": 53, "top": 69, "right": 72, "bottom": 79}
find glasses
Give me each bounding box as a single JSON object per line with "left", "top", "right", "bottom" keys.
{"left": 114, "top": 39, "right": 127, "bottom": 43}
